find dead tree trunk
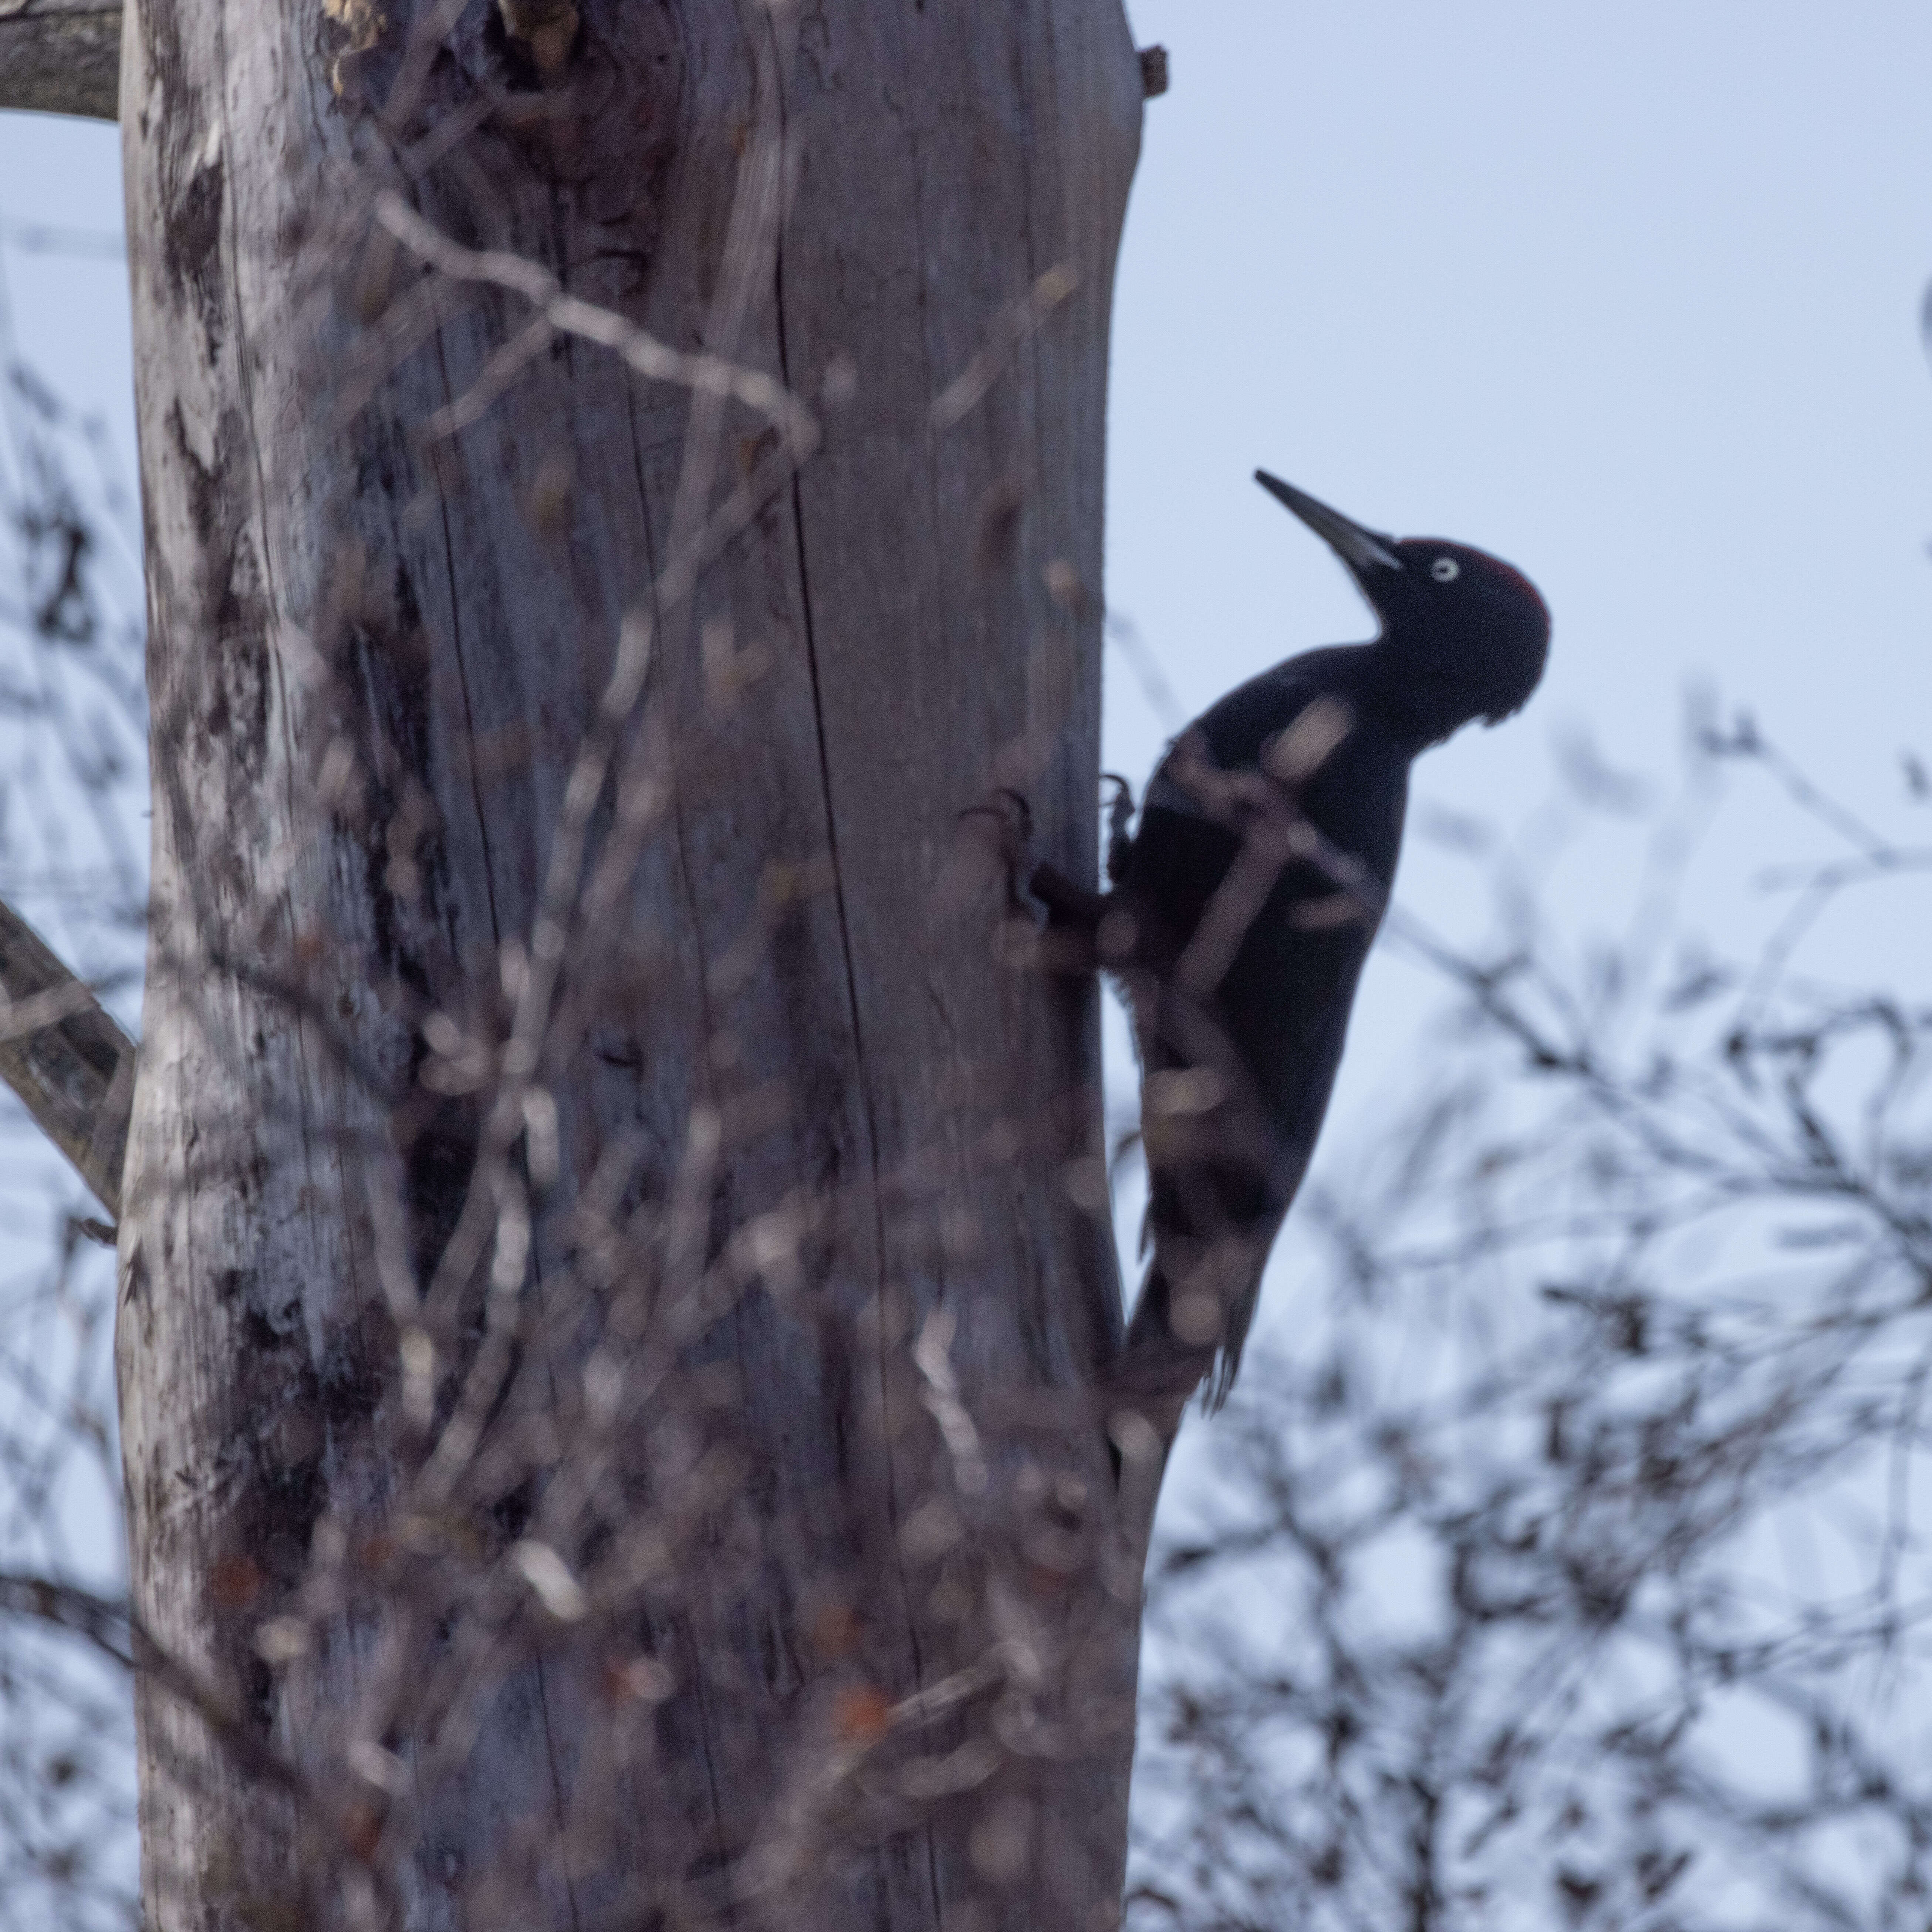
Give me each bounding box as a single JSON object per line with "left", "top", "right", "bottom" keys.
{"left": 117, "top": 1, "right": 1144, "bottom": 1927}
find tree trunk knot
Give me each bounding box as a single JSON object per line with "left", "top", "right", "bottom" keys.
{"left": 498, "top": 0, "right": 579, "bottom": 77}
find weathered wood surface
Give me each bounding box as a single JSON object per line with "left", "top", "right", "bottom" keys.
{"left": 0, "top": 0, "right": 120, "bottom": 119}
{"left": 0, "top": 892, "right": 133, "bottom": 1215}
{"left": 119, "top": 1, "right": 1143, "bottom": 1926}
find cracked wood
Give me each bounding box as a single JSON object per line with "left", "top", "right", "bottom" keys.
{"left": 119, "top": 1, "right": 1145, "bottom": 1926}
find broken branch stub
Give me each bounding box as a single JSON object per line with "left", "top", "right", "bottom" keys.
{"left": 0, "top": 894, "right": 134, "bottom": 1219}
{"left": 0, "top": 2, "right": 122, "bottom": 121}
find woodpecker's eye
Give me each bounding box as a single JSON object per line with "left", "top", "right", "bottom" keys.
{"left": 1431, "top": 557, "right": 1460, "bottom": 582}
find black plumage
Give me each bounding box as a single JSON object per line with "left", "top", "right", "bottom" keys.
{"left": 1070, "top": 473, "right": 1550, "bottom": 1415}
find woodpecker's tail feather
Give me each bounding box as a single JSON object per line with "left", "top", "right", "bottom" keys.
{"left": 1119, "top": 1228, "right": 1271, "bottom": 1421}
{"left": 1206, "top": 1247, "right": 1267, "bottom": 1409}
{"left": 1106, "top": 1262, "right": 1217, "bottom": 1443}
{"left": 1120, "top": 970, "right": 1290, "bottom": 1418}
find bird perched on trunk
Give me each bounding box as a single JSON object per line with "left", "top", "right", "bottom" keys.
{"left": 1024, "top": 473, "right": 1549, "bottom": 1427}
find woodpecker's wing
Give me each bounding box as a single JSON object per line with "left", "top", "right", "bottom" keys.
{"left": 1115, "top": 658, "right": 1408, "bottom": 1409}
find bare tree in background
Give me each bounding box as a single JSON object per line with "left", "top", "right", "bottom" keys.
{"left": 1129, "top": 721, "right": 1932, "bottom": 1931}
{"left": 4, "top": 11, "right": 1932, "bottom": 1932}
{"left": 0, "top": 215, "right": 147, "bottom": 1930}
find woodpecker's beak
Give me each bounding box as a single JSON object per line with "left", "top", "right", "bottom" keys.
{"left": 1254, "top": 471, "right": 1404, "bottom": 575}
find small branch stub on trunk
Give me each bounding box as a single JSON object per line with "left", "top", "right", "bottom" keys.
{"left": 498, "top": 0, "right": 580, "bottom": 79}
{"left": 0, "top": 894, "right": 134, "bottom": 1220}
{"left": 1139, "top": 45, "right": 1169, "bottom": 99}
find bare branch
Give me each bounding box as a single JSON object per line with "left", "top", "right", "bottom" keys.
{"left": 0, "top": 892, "right": 134, "bottom": 1218}
{"left": 372, "top": 191, "right": 818, "bottom": 449}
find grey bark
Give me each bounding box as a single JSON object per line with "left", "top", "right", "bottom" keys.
{"left": 118, "top": 2, "right": 1143, "bottom": 1928}
{"left": 0, "top": 892, "right": 134, "bottom": 1215}
{"left": 0, "top": 0, "right": 120, "bottom": 119}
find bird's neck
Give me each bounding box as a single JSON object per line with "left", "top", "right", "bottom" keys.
{"left": 1362, "top": 634, "right": 1483, "bottom": 751}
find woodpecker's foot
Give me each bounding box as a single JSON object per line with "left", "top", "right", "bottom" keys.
{"left": 1028, "top": 861, "right": 1109, "bottom": 933}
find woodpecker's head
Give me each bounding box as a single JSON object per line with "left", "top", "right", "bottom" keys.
{"left": 1255, "top": 470, "right": 1550, "bottom": 739}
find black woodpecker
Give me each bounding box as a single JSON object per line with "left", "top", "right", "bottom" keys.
{"left": 1038, "top": 472, "right": 1550, "bottom": 1421}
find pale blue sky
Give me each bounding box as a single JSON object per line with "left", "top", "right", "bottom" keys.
{"left": 1109, "top": 3, "right": 1932, "bottom": 790}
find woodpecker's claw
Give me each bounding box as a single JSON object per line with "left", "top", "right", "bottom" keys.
{"left": 1102, "top": 773, "right": 1136, "bottom": 884}
{"left": 957, "top": 788, "right": 1040, "bottom": 912}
